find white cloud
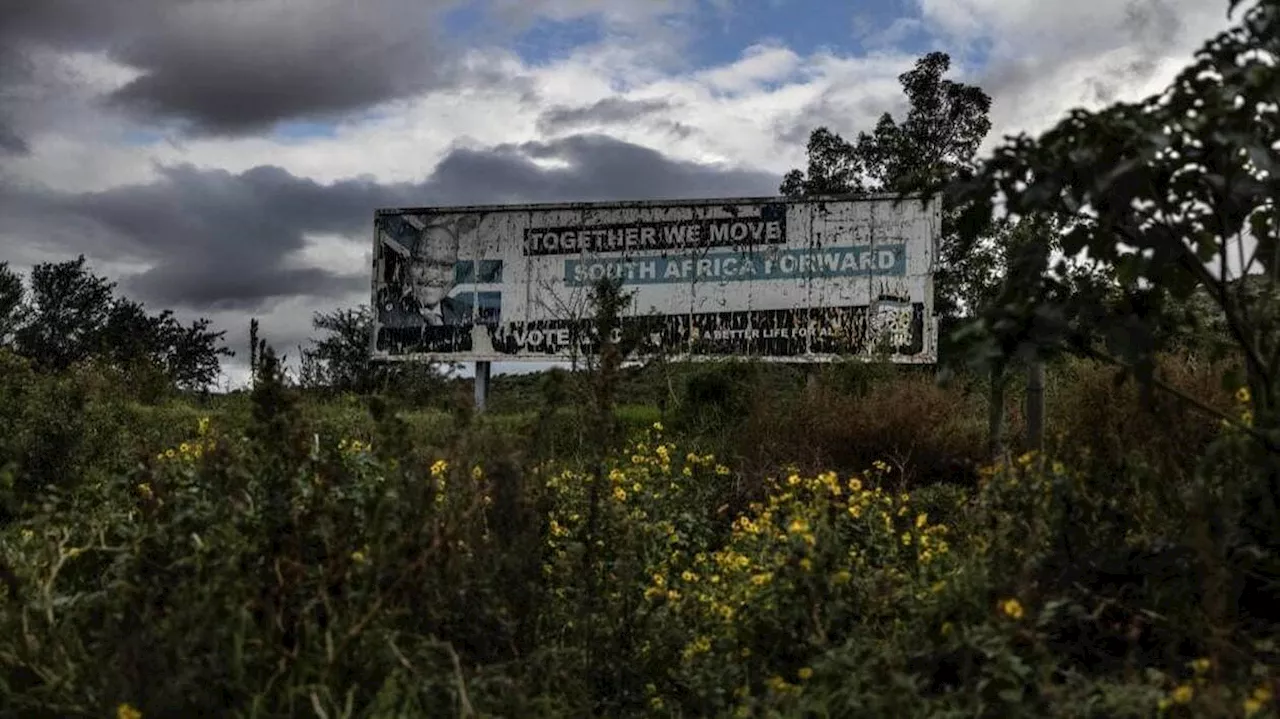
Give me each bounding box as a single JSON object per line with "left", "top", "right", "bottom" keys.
{"left": 915, "top": 0, "right": 1235, "bottom": 140}
{"left": 283, "top": 232, "right": 373, "bottom": 277}
{"left": 696, "top": 43, "right": 803, "bottom": 94}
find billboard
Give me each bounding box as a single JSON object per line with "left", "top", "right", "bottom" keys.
{"left": 370, "top": 195, "right": 939, "bottom": 363}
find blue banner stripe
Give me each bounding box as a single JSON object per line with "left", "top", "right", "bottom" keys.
{"left": 564, "top": 244, "right": 906, "bottom": 287}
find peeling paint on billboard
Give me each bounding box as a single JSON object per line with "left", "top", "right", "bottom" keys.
{"left": 370, "top": 195, "right": 939, "bottom": 363}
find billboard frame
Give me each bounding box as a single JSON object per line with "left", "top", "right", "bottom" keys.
{"left": 368, "top": 192, "right": 939, "bottom": 366}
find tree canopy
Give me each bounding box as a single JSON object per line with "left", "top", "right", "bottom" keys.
{"left": 2, "top": 256, "right": 232, "bottom": 392}
{"left": 780, "top": 51, "right": 1000, "bottom": 328}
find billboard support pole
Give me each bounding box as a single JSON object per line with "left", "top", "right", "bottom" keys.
{"left": 474, "top": 361, "right": 491, "bottom": 412}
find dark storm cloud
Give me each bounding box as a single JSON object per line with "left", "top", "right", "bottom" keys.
{"left": 0, "top": 134, "right": 779, "bottom": 312}
{"left": 0, "top": 164, "right": 427, "bottom": 311}
{"left": 536, "top": 97, "right": 677, "bottom": 134}
{"left": 0, "top": 45, "right": 35, "bottom": 155}
{"left": 0, "top": 0, "right": 467, "bottom": 143}
{"left": 0, "top": 123, "right": 27, "bottom": 156}
{"left": 421, "top": 133, "right": 779, "bottom": 204}
{"left": 105, "top": 0, "right": 462, "bottom": 135}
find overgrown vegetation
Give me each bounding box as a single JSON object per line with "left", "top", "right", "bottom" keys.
{"left": 3, "top": 1, "right": 1280, "bottom": 716}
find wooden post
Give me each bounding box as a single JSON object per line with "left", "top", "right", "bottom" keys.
{"left": 474, "top": 361, "right": 491, "bottom": 413}
{"left": 988, "top": 363, "right": 1007, "bottom": 459}
{"left": 1026, "top": 359, "right": 1046, "bottom": 452}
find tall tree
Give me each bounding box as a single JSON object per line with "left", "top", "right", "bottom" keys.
{"left": 9, "top": 256, "right": 231, "bottom": 391}
{"left": 781, "top": 52, "right": 999, "bottom": 329}
{"left": 157, "top": 314, "right": 234, "bottom": 392}
{"left": 300, "top": 305, "right": 376, "bottom": 393}
{"left": 301, "top": 304, "right": 453, "bottom": 400}
{"left": 0, "top": 262, "right": 24, "bottom": 348}
{"left": 944, "top": 0, "right": 1280, "bottom": 532}
{"left": 14, "top": 256, "right": 116, "bottom": 371}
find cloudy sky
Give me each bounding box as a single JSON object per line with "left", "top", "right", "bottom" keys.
{"left": 0, "top": 0, "right": 1238, "bottom": 387}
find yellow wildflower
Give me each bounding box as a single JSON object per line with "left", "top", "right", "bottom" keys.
{"left": 1237, "top": 386, "right": 1251, "bottom": 403}
{"left": 1245, "top": 697, "right": 1264, "bottom": 716}
{"left": 1000, "top": 598, "right": 1024, "bottom": 620}
{"left": 117, "top": 703, "right": 143, "bottom": 719}
{"left": 1190, "top": 657, "right": 1211, "bottom": 675}
{"left": 681, "top": 570, "right": 698, "bottom": 583}
{"left": 750, "top": 572, "right": 773, "bottom": 586}
{"left": 833, "top": 570, "right": 852, "bottom": 584}
{"left": 613, "top": 486, "right": 627, "bottom": 502}
{"left": 136, "top": 483, "right": 153, "bottom": 500}
{"left": 197, "top": 416, "right": 210, "bottom": 435}
{"left": 20, "top": 529, "right": 33, "bottom": 542}
{"left": 653, "top": 421, "right": 664, "bottom": 432}
{"left": 797, "top": 667, "right": 814, "bottom": 680}
{"left": 1171, "top": 684, "right": 1194, "bottom": 705}
{"left": 472, "top": 465, "right": 484, "bottom": 481}
{"left": 164, "top": 448, "right": 175, "bottom": 459}
{"left": 915, "top": 513, "right": 928, "bottom": 528}
{"left": 350, "top": 550, "right": 367, "bottom": 564}
{"left": 787, "top": 518, "right": 809, "bottom": 535}
{"left": 430, "top": 459, "right": 448, "bottom": 478}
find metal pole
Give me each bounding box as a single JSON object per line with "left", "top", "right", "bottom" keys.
{"left": 1026, "top": 359, "right": 1045, "bottom": 452}
{"left": 988, "top": 364, "right": 1006, "bottom": 459}
{"left": 474, "top": 361, "right": 491, "bottom": 413}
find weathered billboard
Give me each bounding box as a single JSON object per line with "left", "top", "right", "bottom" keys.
{"left": 370, "top": 195, "right": 939, "bottom": 363}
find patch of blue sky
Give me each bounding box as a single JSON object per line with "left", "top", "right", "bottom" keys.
{"left": 689, "top": 0, "right": 934, "bottom": 68}
{"left": 442, "top": 2, "right": 603, "bottom": 65}
{"left": 272, "top": 121, "right": 340, "bottom": 142}
{"left": 121, "top": 129, "right": 166, "bottom": 147}
{"left": 440, "top": 1, "right": 486, "bottom": 36}
{"left": 509, "top": 15, "right": 603, "bottom": 65}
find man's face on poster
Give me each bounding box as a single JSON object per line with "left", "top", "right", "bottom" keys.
{"left": 407, "top": 226, "right": 457, "bottom": 309}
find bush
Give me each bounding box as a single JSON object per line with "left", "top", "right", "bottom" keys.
{"left": 731, "top": 369, "right": 987, "bottom": 487}
{"left": 1, "top": 351, "right": 1278, "bottom": 718}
